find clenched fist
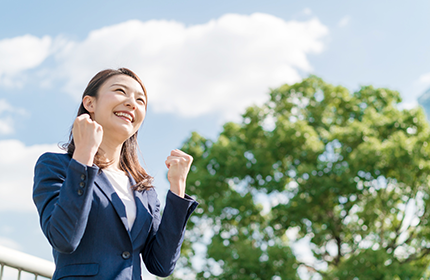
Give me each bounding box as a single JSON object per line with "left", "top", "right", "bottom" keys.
{"left": 72, "top": 114, "right": 103, "bottom": 166}
{"left": 165, "top": 149, "right": 193, "bottom": 198}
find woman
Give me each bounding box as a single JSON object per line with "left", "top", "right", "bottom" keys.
{"left": 33, "top": 68, "right": 198, "bottom": 279}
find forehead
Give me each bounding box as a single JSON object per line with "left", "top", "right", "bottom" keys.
{"left": 103, "top": 74, "right": 145, "bottom": 96}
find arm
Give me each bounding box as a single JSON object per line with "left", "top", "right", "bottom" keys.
{"left": 33, "top": 114, "right": 103, "bottom": 253}
{"left": 141, "top": 189, "right": 198, "bottom": 277}
{"left": 33, "top": 153, "right": 99, "bottom": 254}
{"left": 141, "top": 149, "right": 198, "bottom": 276}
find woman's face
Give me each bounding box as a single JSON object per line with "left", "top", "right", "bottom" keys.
{"left": 84, "top": 74, "right": 147, "bottom": 143}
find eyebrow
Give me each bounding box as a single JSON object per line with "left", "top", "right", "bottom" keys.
{"left": 110, "top": 83, "right": 145, "bottom": 97}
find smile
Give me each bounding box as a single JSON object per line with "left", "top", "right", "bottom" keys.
{"left": 114, "top": 111, "right": 134, "bottom": 123}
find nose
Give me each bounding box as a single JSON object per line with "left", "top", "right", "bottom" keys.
{"left": 124, "top": 96, "right": 137, "bottom": 110}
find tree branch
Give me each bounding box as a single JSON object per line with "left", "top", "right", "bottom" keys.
{"left": 298, "top": 262, "right": 328, "bottom": 278}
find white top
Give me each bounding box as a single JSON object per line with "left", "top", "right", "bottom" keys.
{"left": 103, "top": 169, "right": 136, "bottom": 229}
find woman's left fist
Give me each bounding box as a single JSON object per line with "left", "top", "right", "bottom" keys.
{"left": 165, "top": 149, "right": 193, "bottom": 198}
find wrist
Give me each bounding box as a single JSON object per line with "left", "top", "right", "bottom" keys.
{"left": 73, "top": 147, "right": 97, "bottom": 166}
{"left": 169, "top": 181, "right": 185, "bottom": 198}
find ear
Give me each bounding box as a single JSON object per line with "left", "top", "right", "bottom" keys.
{"left": 82, "top": 95, "right": 96, "bottom": 113}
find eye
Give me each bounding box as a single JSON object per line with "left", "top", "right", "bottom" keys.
{"left": 115, "top": 88, "right": 126, "bottom": 94}
{"left": 137, "top": 98, "right": 146, "bottom": 105}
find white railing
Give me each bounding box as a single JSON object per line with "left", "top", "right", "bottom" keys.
{"left": 0, "top": 245, "right": 54, "bottom": 280}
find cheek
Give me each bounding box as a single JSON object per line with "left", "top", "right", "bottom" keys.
{"left": 94, "top": 106, "right": 110, "bottom": 120}
{"left": 138, "top": 107, "right": 147, "bottom": 120}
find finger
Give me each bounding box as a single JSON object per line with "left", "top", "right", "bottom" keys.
{"left": 172, "top": 149, "right": 192, "bottom": 158}
{"left": 166, "top": 157, "right": 191, "bottom": 168}
{"left": 92, "top": 120, "right": 102, "bottom": 129}
{"left": 165, "top": 158, "right": 181, "bottom": 166}
{"left": 170, "top": 150, "right": 193, "bottom": 162}
{"left": 77, "top": 113, "right": 91, "bottom": 121}
{"left": 166, "top": 155, "right": 181, "bottom": 161}
{"left": 170, "top": 149, "right": 187, "bottom": 156}
{"left": 96, "top": 124, "right": 103, "bottom": 133}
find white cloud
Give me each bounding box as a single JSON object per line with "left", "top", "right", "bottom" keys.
{"left": 338, "top": 16, "right": 351, "bottom": 27}
{"left": 0, "top": 225, "right": 15, "bottom": 235}
{"left": 400, "top": 72, "right": 430, "bottom": 109}
{"left": 0, "top": 236, "right": 22, "bottom": 250}
{"left": 0, "top": 35, "right": 52, "bottom": 87}
{"left": 0, "top": 140, "right": 61, "bottom": 212}
{"left": 0, "top": 99, "right": 27, "bottom": 135}
{"left": 0, "top": 14, "right": 329, "bottom": 120}
{"left": 0, "top": 99, "right": 26, "bottom": 115}
{"left": 419, "top": 72, "right": 430, "bottom": 85}
{"left": 48, "top": 13, "right": 328, "bottom": 120}
{"left": 0, "top": 117, "right": 14, "bottom": 134}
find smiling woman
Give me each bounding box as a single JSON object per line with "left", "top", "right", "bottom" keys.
{"left": 32, "top": 68, "right": 198, "bottom": 280}
{"left": 64, "top": 69, "right": 151, "bottom": 190}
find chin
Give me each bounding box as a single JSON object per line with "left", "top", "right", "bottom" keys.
{"left": 106, "top": 129, "right": 133, "bottom": 143}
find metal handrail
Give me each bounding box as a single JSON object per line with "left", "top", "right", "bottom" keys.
{"left": 0, "top": 245, "right": 54, "bottom": 280}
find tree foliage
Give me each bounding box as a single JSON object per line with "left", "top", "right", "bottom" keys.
{"left": 175, "top": 76, "right": 430, "bottom": 279}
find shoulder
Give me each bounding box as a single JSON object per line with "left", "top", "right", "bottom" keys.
{"left": 35, "top": 152, "right": 72, "bottom": 173}
{"left": 38, "top": 152, "right": 71, "bottom": 161}
{"left": 37, "top": 152, "right": 71, "bottom": 162}
{"left": 143, "top": 187, "right": 160, "bottom": 214}
{"left": 146, "top": 187, "right": 160, "bottom": 198}
{"left": 145, "top": 187, "right": 159, "bottom": 202}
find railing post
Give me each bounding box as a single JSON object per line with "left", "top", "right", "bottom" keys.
{"left": 0, "top": 245, "right": 54, "bottom": 279}
{"left": 0, "top": 263, "right": 4, "bottom": 280}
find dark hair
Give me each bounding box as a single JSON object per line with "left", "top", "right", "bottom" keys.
{"left": 62, "top": 68, "right": 153, "bottom": 191}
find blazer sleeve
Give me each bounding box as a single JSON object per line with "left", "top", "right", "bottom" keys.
{"left": 32, "top": 153, "right": 99, "bottom": 254}
{"left": 141, "top": 189, "right": 198, "bottom": 277}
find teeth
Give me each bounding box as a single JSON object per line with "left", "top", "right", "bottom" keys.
{"left": 115, "top": 112, "right": 133, "bottom": 122}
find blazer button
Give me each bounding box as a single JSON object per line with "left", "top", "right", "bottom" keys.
{"left": 122, "top": 251, "right": 131, "bottom": 259}
{"left": 77, "top": 189, "right": 84, "bottom": 196}
{"left": 81, "top": 174, "right": 86, "bottom": 180}
{"left": 79, "top": 182, "right": 85, "bottom": 188}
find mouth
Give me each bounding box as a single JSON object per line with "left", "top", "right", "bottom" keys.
{"left": 114, "top": 111, "right": 134, "bottom": 123}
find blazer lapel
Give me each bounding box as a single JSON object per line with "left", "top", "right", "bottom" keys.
{"left": 130, "top": 177, "right": 153, "bottom": 242}
{"left": 94, "top": 171, "right": 131, "bottom": 234}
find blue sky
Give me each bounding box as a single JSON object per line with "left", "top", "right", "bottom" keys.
{"left": 0, "top": 0, "right": 429, "bottom": 278}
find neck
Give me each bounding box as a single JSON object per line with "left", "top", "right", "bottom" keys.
{"left": 98, "top": 137, "right": 124, "bottom": 171}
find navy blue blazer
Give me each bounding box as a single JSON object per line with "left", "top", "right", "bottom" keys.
{"left": 33, "top": 152, "right": 198, "bottom": 280}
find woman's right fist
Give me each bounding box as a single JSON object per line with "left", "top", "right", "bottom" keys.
{"left": 72, "top": 114, "right": 103, "bottom": 166}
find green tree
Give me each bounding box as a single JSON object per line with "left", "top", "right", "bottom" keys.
{"left": 176, "top": 76, "right": 430, "bottom": 279}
